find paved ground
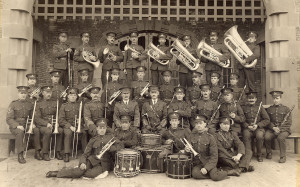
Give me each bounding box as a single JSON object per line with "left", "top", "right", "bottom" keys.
{"left": 0, "top": 149, "right": 299, "bottom": 187}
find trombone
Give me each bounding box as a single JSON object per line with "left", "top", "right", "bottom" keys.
{"left": 24, "top": 101, "right": 37, "bottom": 158}
{"left": 50, "top": 100, "right": 59, "bottom": 159}
{"left": 108, "top": 90, "right": 122, "bottom": 105}
{"left": 72, "top": 101, "right": 83, "bottom": 158}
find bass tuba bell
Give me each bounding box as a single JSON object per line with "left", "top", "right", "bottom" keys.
{"left": 82, "top": 48, "right": 100, "bottom": 68}
{"left": 170, "top": 39, "right": 200, "bottom": 71}
{"left": 224, "top": 25, "right": 257, "bottom": 68}
{"left": 197, "top": 40, "right": 231, "bottom": 68}
{"left": 147, "top": 42, "right": 169, "bottom": 65}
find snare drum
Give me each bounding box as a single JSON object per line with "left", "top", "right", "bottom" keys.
{"left": 114, "top": 149, "right": 141, "bottom": 178}
{"left": 166, "top": 154, "right": 192, "bottom": 179}
{"left": 141, "top": 134, "right": 161, "bottom": 148}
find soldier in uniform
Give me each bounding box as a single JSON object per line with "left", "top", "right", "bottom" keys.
{"left": 34, "top": 86, "right": 63, "bottom": 160}
{"left": 150, "top": 33, "right": 172, "bottom": 85}
{"left": 98, "top": 32, "right": 124, "bottom": 87}
{"left": 215, "top": 117, "right": 254, "bottom": 174}
{"left": 141, "top": 85, "right": 167, "bottom": 134}
{"left": 210, "top": 72, "right": 223, "bottom": 102}
{"left": 113, "top": 86, "right": 140, "bottom": 132}
{"left": 122, "top": 32, "right": 147, "bottom": 83}
{"left": 84, "top": 87, "right": 105, "bottom": 137}
{"left": 202, "top": 31, "right": 230, "bottom": 85}
{"left": 6, "top": 86, "right": 40, "bottom": 163}
{"left": 59, "top": 88, "right": 88, "bottom": 162}
{"left": 101, "top": 68, "right": 122, "bottom": 127}
{"left": 50, "top": 70, "right": 66, "bottom": 101}
{"left": 26, "top": 73, "right": 40, "bottom": 102}
{"left": 73, "top": 32, "right": 97, "bottom": 83}
{"left": 219, "top": 88, "right": 245, "bottom": 136}
{"left": 237, "top": 31, "right": 260, "bottom": 92}
{"left": 186, "top": 71, "right": 202, "bottom": 107}
{"left": 114, "top": 115, "right": 138, "bottom": 148}
{"left": 46, "top": 119, "right": 123, "bottom": 179}
{"left": 242, "top": 91, "right": 270, "bottom": 162}
{"left": 131, "top": 66, "right": 150, "bottom": 110}
{"left": 265, "top": 90, "right": 292, "bottom": 163}
{"left": 185, "top": 115, "right": 230, "bottom": 181}
{"left": 194, "top": 84, "right": 219, "bottom": 134}
{"left": 159, "top": 70, "right": 175, "bottom": 105}
{"left": 76, "top": 69, "right": 92, "bottom": 104}
{"left": 229, "top": 73, "right": 246, "bottom": 104}
{"left": 167, "top": 86, "right": 192, "bottom": 129}
{"left": 52, "top": 31, "right": 73, "bottom": 87}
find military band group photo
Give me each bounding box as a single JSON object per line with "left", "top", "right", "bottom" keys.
{"left": 6, "top": 25, "right": 294, "bottom": 181}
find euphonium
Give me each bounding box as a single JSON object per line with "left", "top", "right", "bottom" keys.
{"left": 78, "top": 84, "right": 92, "bottom": 97}
{"left": 82, "top": 48, "right": 100, "bottom": 68}
{"left": 124, "top": 44, "right": 141, "bottom": 57}
{"left": 170, "top": 39, "right": 200, "bottom": 71}
{"left": 224, "top": 25, "right": 257, "bottom": 68}
{"left": 108, "top": 90, "right": 121, "bottom": 105}
{"left": 147, "top": 42, "right": 169, "bottom": 65}
{"left": 197, "top": 39, "right": 231, "bottom": 68}
{"left": 103, "top": 48, "right": 117, "bottom": 61}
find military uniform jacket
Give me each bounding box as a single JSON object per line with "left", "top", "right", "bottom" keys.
{"left": 101, "top": 81, "right": 122, "bottom": 109}
{"left": 35, "top": 99, "right": 58, "bottom": 127}
{"left": 113, "top": 100, "right": 140, "bottom": 127}
{"left": 176, "top": 44, "right": 197, "bottom": 73}
{"left": 186, "top": 83, "right": 202, "bottom": 106}
{"left": 161, "top": 128, "right": 191, "bottom": 152}
{"left": 215, "top": 130, "right": 245, "bottom": 158}
{"left": 123, "top": 44, "right": 147, "bottom": 69}
{"left": 242, "top": 103, "right": 270, "bottom": 129}
{"left": 266, "top": 104, "right": 292, "bottom": 133}
{"left": 58, "top": 101, "right": 82, "bottom": 129}
{"left": 202, "top": 42, "right": 230, "bottom": 71}
{"left": 141, "top": 99, "right": 167, "bottom": 127}
{"left": 6, "top": 99, "right": 33, "bottom": 129}
{"left": 187, "top": 130, "right": 218, "bottom": 171}
{"left": 51, "top": 83, "right": 65, "bottom": 101}
{"left": 219, "top": 101, "right": 245, "bottom": 132}
{"left": 98, "top": 44, "right": 124, "bottom": 70}
{"left": 168, "top": 100, "right": 192, "bottom": 127}
{"left": 114, "top": 127, "right": 138, "bottom": 148}
{"left": 211, "top": 85, "right": 222, "bottom": 102}
{"left": 73, "top": 43, "right": 96, "bottom": 71}
{"left": 237, "top": 42, "right": 260, "bottom": 69}
{"left": 79, "top": 133, "right": 122, "bottom": 166}
{"left": 150, "top": 44, "right": 172, "bottom": 71}
{"left": 194, "top": 99, "right": 219, "bottom": 127}
{"left": 131, "top": 80, "right": 150, "bottom": 100}
{"left": 52, "top": 42, "right": 70, "bottom": 70}
{"left": 159, "top": 82, "right": 175, "bottom": 103}
{"left": 230, "top": 85, "right": 246, "bottom": 103}
{"left": 84, "top": 100, "right": 105, "bottom": 128}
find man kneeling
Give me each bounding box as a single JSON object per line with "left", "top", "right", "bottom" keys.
{"left": 46, "top": 119, "right": 122, "bottom": 179}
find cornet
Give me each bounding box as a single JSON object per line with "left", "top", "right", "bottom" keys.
{"left": 197, "top": 39, "right": 231, "bottom": 68}
{"left": 108, "top": 90, "right": 121, "bottom": 105}
{"left": 96, "top": 137, "right": 116, "bottom": 159}
{"left": 29, "top": 87, "right": 41, "bottom": 99}
{"left": 78, "top": 84, "right": 92, "bottom": 97}
{"left": 224, "top": 25, "right": 257, "bottom": 68}
{"left": 124, "top": 44, "right": 141, "bottom": 58}
{"left": 147, "top": 42, "right": 169, "bottom": 65}
{"left": 140, "top": 83, "right": 150, "bottom": 97}
{"left": 170, "top": 39, "right": 200, "bottom": 71}
{"left": 82, "top": 48, "right": 100, "bottom": 68}
{"left": 103, "top": 48, "right": 117, "bottom": 61}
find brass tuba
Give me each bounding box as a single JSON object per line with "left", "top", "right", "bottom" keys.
{"left": 170, "top": 39, "right": 200, "bottom": 71}
{"left": 147, "top": 42, "right": 169, "bottom": 65}
{"left": 224, "top": 25, "right": 257, "bottom": 68}
{"left": 197, "top": 40, "right": 231, "bottom": 68}
{"left": 82, "top": 48, "right": 100, "bottom": 68}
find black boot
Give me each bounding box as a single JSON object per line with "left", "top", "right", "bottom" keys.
{"left": 64, "top": 153, "right": 69, "bottom": 162}
{"left": 34, "top": 150, "right": 42, "bottom": 160}
{"left": 56, "top": 152, "right": 63, "bottom": 160}
{"left": 46, "top": 171, "right": 58, "bottom": 178}
{"left": 18, "top": 152, "right": 26, "bottom": 164}
{"left": 43, "top": 153, "right": 50, "bottom": 161}
{"left": 227, "top": 169, "right": 241, "bottom": 176}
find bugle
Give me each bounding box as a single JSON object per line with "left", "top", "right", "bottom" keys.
{"left": 82, "top": 48, "right": 100, "bottom": 68}
{"left": 108, "top": 90, "right": 122, "bottom": 105}
{"left": 78, "top": 84, "right": 93, "bottom": 97}
{"left": 180, "top": 138, "right": 199, "bottom": 157}
{"left": 140, "top": 83, "right": 150, "bottom": 97}
{"left": 147, "top": 42, "right": 169, "bottom": 65}
{"left": 29, "top": 87, "right": 41, "bottom": 99}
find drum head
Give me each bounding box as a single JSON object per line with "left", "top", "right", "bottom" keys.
{"left": 168, "top": 154, "right": 190, "bottom": 160}
{"left": 118, "top": 149, "right": 139, "bottom": 155}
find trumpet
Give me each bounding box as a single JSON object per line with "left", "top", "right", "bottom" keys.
{"left": 96, "top": 137, "right": 116, "bottom": 159}
{"left": 170, "top": 39, "right": 200, "bottom": 71}
{"left": 224, "top": 25, "right": 257, "bottom": 68}
{"left": 24, "top": 100, "right": 37, "bottom": 158}
{"left": 82, "top": 48, "right": 100, "bottom": 68}
{"left": 140, "top": 83, "right": 150, "bottom": 97}
{"left": 78, "top": 84, "right": 92, "bottom": 97}
{"left": 103, "top": 48, "right": 117, "bottom": 61}
{"left": 147, "top": 42, "right": 169, "bottom": 65}
{"left": 50, "top": 100, "right": 59, "bottom": 159}
{"left": 108, "top": 90, "right": 122, "bottom": 105}
{"left": 29, "top": 87, "right": 41, "bottom": 99}
{"left": 60, "top": 86, "right": 69, "bottom": 99}
{"left": 180, "top": 138, "right": 199, "bottom": 157}
{"left": 124, "top": 44, "right": 142, "bottom": 58}
{"left": 197, "top": 39, "right": 231, "bottom": 68}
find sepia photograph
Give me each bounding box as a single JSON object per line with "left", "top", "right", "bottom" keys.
{"left": 0, "top": 0, "right": 299, "bottom": 186}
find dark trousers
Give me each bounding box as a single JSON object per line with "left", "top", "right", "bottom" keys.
{"left": 192, "top": 166, "right": 227, "bottom": 181}
{"left": 179, "top": 71, "right": 193, "bottom": 88}
{"left": 125, "top": 68, "right": 137, "bottom": 83}
{"left": 63, "top": 128, "right": 88, "bottom": 154}
{"left": 151, "top": 70, "right": 164, "bottom": 85}
{"left": 265, "top": 130, "right": 289, "bottom": 157}
{"left": 10, "top": 127, "right": 40, "bottom": 154}
{"left": 239, "top": 68, "right": 255, "bottom": 92}
{"left": 218, "top": 148, "right": 253, "bottom": 170}
{"left": 243, "top": 128, "right": 265, "bottom": 156}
